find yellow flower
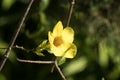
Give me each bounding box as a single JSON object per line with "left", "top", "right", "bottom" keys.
{"left": 48, "top": 21, "right": 77, "bottom": 58}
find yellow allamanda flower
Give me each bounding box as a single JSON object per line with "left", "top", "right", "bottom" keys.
{"left": 48, "top": 21, "right": 77, "bottom": 58}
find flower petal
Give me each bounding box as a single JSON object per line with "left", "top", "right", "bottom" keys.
{"left": 48, "top": 21, "right": 77, "bottom": 58}
{"left": 51, "top": 43, "right": 71, "bottom": 56}
{"left": 51, "top": 45, "right": 64, "bottom": 56}
{"left": 48, "top": 31, "right": 54, "bottom": 45}
{"left": 53, "top": 21, "right": 63, "bottom": 37}
{"left": 62, "top": 27, "right": 74, "bottom": 43}
{"left": 63, "top": 43, "right": 77, "bottom": 58}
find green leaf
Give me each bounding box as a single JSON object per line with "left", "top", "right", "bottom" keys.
{"left": 63, "top": 57, "right": 88, "bottom": 76}
{"left": 34, "top": 51, "right": 45, "bottom": 56}
{"left": 101, "top": 77, "right": 105, "bottom": 80}
{"left": 0, "top": 73, "right": 6, "bottom": 80}
{"left": 99, "top": 40, "right": 109, "bottom": 67}
{"left": 39, "top": 0, "right": 50, "bottom": 11}
{"left": 58, "top": 57, "right": 66, "bottom": 65}
{"left": 2, "top": 0, "right": 15, "bottom": 10}
{"left": 34, "top": 40, "right": 50, "bottom": 56}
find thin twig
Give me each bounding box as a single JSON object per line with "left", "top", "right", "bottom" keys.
{"left": 0, "top": 45, "right": 32, "bottom": 52}
{"left": 50, "top": 57, "right": 56, "bottom": 73}
{"left": 54, "top": 58, "right": 66, "bottom": 80}
{"left": 17, "top": 58, "right": 66, "bottom": 80}
{"left": 66, "top": 0, "right": 75, "bottom": 26}
{"left": 0, "top": 0, "right": 34, "bottom": 71}
{"left": 15, "top": 45, "right": 32, "bottom": 52}
{"left": 51, "top": 63, "right": 55, "bottom": 72}
{"left": 17, "top": 58, "right": 54, "bottom": 64}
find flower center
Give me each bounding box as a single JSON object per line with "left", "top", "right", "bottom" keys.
{"left": 53, "top": 36, "right": 63, "bottom": 47}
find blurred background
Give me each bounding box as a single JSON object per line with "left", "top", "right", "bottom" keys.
{"left": 0, "top": 0, "right": 120, "bottom": 80}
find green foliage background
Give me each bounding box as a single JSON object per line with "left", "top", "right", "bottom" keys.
{"left": 0, "top": 0, "right": 120, "bottom": 80}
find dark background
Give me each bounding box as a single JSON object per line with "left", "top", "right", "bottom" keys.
{"left": 0, "top": 0, "right": 120, "bottom": 80}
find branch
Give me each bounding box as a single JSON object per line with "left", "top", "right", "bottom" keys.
{"left": 0, "top": 45, "right": 32, "bottom": 52}
{"left": 51, "top": 57, "right": 56, "bottom": 73}
{"left": 15, "top": 45, "right": 32, "bottom": 52}
{"left": 54, "top": 58, "right": 66, "bottom": 80}
{"left": 17, "top": 58, "right": 54, "bottom": 64}
{"left": 0, "top": 0, "right": 35, "bottom": 71}
{"left": 17, "top": 57, "right": 66, "bottom": 80}
{"left": 66, "top": 0, "right": 75, "bottom": 26}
